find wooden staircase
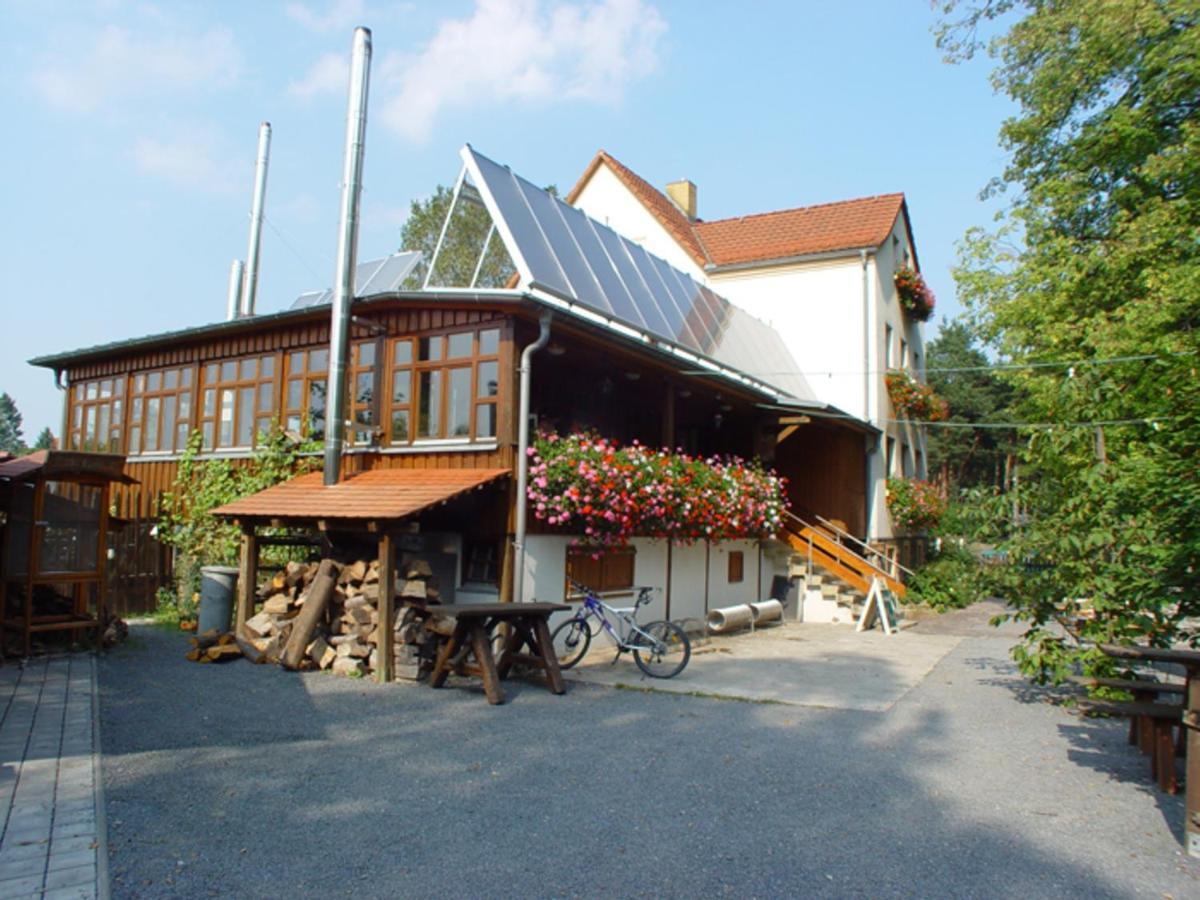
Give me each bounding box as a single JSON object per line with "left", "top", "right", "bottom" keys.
{"left": 780, "top": 513, "right": 906, "bottom": 621}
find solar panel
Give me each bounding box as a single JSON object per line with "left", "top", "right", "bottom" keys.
{"left": 460, "top": 146, "right": 817, "bottom": 403}
{"left": 289, "top": 251, "right": 422, "bottom": 309}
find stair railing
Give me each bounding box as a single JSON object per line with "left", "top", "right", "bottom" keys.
{"left": 781, "top": 510, "right": 908, "bottom": 598}
{"left": 811, "top": 513, "right": 918, "bottom": 582}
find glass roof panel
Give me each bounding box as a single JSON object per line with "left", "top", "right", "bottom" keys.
{"left": 461, "top": 146, "right": 817, "bottom": 403}
{"left": 467, "top": 151, "right": 571, "bottom": 298}
{"left": 514, "top": 178, "right": 612, "bottom": 315}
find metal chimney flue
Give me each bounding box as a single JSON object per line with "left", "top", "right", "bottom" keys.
{"left": 240, "top": 122, "right": 271, "bottom": 317}
{"left": 324, "top": 27, "right": 372, "bottom": 486}
{"left": 225, "top": 260, "right": 245, "bottom": 321}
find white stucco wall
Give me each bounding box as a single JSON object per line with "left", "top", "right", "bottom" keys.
{"left": 572, "top": 165, "right": 707, "bottom": 279}
{"left": 709, "top": 260, "right": 867, "bottom": 420}
{"left": 667, "top": 543, "right": 708, "bottom": 623}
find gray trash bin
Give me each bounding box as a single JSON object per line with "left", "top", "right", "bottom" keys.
{"left": 198, "top": 565, "right": 239, "bottom": 634}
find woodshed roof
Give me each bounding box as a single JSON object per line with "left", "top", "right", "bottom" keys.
{"left": 211, "top": 468, "right": 510, "bottom": 524}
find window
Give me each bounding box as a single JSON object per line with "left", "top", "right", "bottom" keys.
{"left": 886, "top": 437, "right": 896, "bottom": 476}
{"left": 127, "top": 366, "right": 194, "bottom": 455}
{"left": 912, "top": 350, "right": 921, "bottom": 375}
{"left": 69, "top": 377, "right": 123, "bottom": 452}
{"left": 916, "top": 448, "right": 926, "bottom": 479}
{"left": 900, "top": 338, "right": 909, "bottom": 369}
{"left": 283, "top": 348, "right": 328, "bottom": 441}
{"left": 349, "top": 341, "right": 380, "bottom": 446}
{"left": 901, "top": 441, "right": 912, "bottom": 477}
{"left": 389, "top": 326, "right": 501, "bottom": 445}
{"left": 566, "top": 545, "right": 635, "bottom": 594}
{"left": 884, "top": 324, "right": 894, "bottom": 368}
{"left": 728, "top": 551, "right": 744, "bottom": 584}
{"left": 199, "top": 355, "right": 277, "bottom": 450}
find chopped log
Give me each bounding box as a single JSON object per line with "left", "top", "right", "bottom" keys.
{"left": 400, "top": 580, "right": 427, "bottom": 600}
{"left": 236, "top": 635, "right": 265, "bottom": 663}
{"left": 328, "top": 633, "right": 360, "bottom": 646}
{"left": 332, "top": 657, "right": 365, "bottom": 677}
{"left": 244, "top": 611, "right": 274, "bottom": 638}
{"left": 406, "top": 559, "right": 433, "bottom": 578}
{"left": 205, "top": 643, "right": 242, "bottom": 662}
{"left": 185, "top": 648, "right": 203, "bottom": 662}
{"left": 344, "top": 595, "right": 369, "bottom": 611}
{"left": 271, "top": 571, "right": 287, "bottom": 592}
{"left": 263, "top": 594, "right": 292, "bottom": 616}
{"left": 307, "top": 635, "right": 335, "bottom": 668}
{"left": 284, "top": 561, "right": 307, "bottom": 589}
{"left": 217, "top": 632, "right": 237, "bottom": 646}
{"left": 281, "top": 559, "right": 338, "bottom": 670}
{"left": 369, "top": 649, "right": 378, "bottom": 671}
{"left": 426, "top": 586, "right": 441, "bottom": 601}
{"left": 427, "top": 617, "right": 456, "bottom": 637}
{"left": 359, "top": 582, "right": 380, "bottom": 602}
{"left": 195, "top": 629, "right": 222, "bottom": 649}
{"left": 367, "top": 627, "right": 381, "bottom": 645}
{"left": 336, "top": 640, "right": 370, "bottom": 659}
{"left": 348, "top": 605, "right": 373, "bottom": 626}
{"left": 363, "top": 561, "right": 380, "bottom": 585}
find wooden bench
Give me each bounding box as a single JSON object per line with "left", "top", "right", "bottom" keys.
{"left": 1075, "top": 698, "right": 1184, "bottom": 794}
{"left": 428, "top": 602, "right": 569, "bottom": 705}
{"left": 1068, "top": 676, "right": 1186, "bottom": 749}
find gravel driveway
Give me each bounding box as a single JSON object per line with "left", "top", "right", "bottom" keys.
{"left": 98, "top": 608, "right": 1200, "bottom": 898}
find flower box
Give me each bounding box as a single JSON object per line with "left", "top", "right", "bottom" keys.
{"left": 885, "top": 370, "right": 949, "bottom": 421}
{"left": 527, "top": 432, "right": 788, "bottom": 546}
{"left": 893, "top": 266, "right": 935, "bottom": 322}
{"left": 886, "top": 477, "right": 946, "bottom": 532}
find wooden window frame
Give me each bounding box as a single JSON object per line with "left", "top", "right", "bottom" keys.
{"left": 126, "top": 365, "right": 196, "bottom": 456}
{"left": 728, "top": 550, "right": 745, "bottom": 584}
{"left": 68, "top": 377, "right": 124, "bottom": 453}
{"left": 282, "top": 348, "right": 329, "bottom": 442}
{"left": 387, "top": 324, "right": 503, "bottom": 446}
{"left": 348, "top": 340, "right": 382, "bottom": 447}
{"left": 198, "top": 354, "right": 278, "bottom": 451}
{"left": 565, "top": 545, "right": 636, "bottom": 595}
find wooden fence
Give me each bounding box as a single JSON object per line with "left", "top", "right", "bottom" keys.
{"left": 107, "top": 486, "right": 172, "bottom": 617}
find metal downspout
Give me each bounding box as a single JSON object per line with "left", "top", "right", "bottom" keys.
{"left": 513, "top": 312, "right": 552, "bottom": 604}
{"left": 324, "top": 27, "right": 372, "bottom": 486}
{"left": 861, "top": 249, "right": 875, "bottom": 538}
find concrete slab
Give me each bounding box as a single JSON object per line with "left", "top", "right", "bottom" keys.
{"left": 563, "top": 621, "right": 963, "bottom": 711}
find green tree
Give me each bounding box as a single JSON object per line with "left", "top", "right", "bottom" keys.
{"left": 938, "top": 1, "right": 1200, "bottom": 680}
{"left": 0, "top": 393, "right": 25, "bottom": 455}
{"left": 924, "top": 319, "right": 1014, "bottom": 490}
{"left": 32, "top": 428, "right": 53, "bottom": 450}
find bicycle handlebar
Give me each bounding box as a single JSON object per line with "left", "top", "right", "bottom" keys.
{"left": 567, "top": 578, "right": 656, "bottom": 607}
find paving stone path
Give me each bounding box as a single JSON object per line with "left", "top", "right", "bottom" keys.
{"left": 0, "top": 656, "right": 105, "bottom": 900}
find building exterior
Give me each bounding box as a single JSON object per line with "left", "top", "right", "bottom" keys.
{"left": 27, "top": 146, "right": 903, "bottom": 622}
{"left": 569, "top": 151, "right": 929, "bottom": 538}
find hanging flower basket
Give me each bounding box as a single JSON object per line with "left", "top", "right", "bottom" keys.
{"left": 527, "top": 432, "right": 788, "bottom": 547}
{"left": 886, "top": 477, "right": 946, "bottom": 532}
{"left": 893, "top": 266, "right": 935, "bottom": 322}
{"left": 885, "top": 370, "right": 949, "bottom": 421}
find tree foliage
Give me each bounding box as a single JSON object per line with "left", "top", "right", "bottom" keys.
{"left": 924, "top": 320, "right": 1014, "bottom": 489}
{"left": 938, "top": 0, "right": 1200, "bottom": 680}
{"left": 0, "top": 393, "right": 25, "bottom": 455}
{"left": 398, "top": 184, "right": 517, "bottom": 290}
{"left": 32, "top": 428, "right": 53, "bottom": 451}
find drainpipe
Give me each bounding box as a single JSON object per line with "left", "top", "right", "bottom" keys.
{"left": 861, "top": 248, "right": 875, "bottom": 539}
{"left": 512, "top": 312, "right": 552, "bottom": 603}
{"left": 324, "top": 27, "right": 372, "bottom": 486}
{"left": 240, "top": 122, "right": 271, "bottom": 317}
{"left": 226, "top": 260, "right": 244, "bottom": 322}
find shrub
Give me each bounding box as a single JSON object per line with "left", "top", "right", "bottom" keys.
{"left": 886, "top": 477, "right": 947, "bottom": 532}
{"left": 907, "top": 545, "right": 980, "bottom": 611}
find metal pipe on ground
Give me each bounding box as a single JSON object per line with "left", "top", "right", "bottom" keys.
{"left": 324, "top": 26, "right": 372, "bottom": 486}
{"left": 707, "top": 604, "right": 755, "bottom": 634}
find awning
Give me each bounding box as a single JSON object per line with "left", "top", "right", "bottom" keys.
{"left": 0, "top": 450, "right": 136, "bottom": 484}
{"left": 211, "top": 467, "right": 511, "bottom": 525}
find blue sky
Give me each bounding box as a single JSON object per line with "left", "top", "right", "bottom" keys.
{"left": 0, "top": 0, "right": 1013, "bottom": 439}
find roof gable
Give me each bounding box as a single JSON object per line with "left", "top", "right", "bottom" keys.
{"left": 568, "top": 150, "right": 910, "bottom": 270}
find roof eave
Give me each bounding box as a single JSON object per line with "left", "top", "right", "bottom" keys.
{"left": 705, "top": 244, "right": 881, "bottom": 274}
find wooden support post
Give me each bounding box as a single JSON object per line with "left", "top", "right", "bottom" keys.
{"left": 235, "top": 526, "right": 259, "bottom": 636}
{"left": 376, "top": 533, "right": 394, "bottom": 684}
{"left": 1186, "top": 676, "right": 1200, "bottom": 857}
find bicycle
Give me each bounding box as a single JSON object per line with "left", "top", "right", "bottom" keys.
{"left": 549, "top": 579, "right": 691, "bottom": 678}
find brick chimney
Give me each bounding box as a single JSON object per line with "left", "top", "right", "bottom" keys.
{"left": 666, "top": 179, "right": 697, "bottom": 220}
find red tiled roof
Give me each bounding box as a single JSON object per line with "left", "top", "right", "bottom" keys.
{"left": 695, "top": 194, "right": 906, "bottom": 267}
{"left": 567, "top": 150, "right": 907, "bottom": 269}
{"left": 211, "top": 468, "right": 510, "bottom": 522}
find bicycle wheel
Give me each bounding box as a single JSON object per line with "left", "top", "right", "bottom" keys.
{"left": 633, "top": 620, "right": 691, "bottom": 678}
{"left": 549, "top": 617, "right": 592, "bottom": 669}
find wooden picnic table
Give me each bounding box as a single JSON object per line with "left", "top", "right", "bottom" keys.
{"left": 1100, "top": 643, "right": 1200, "bottom": 857}
{"left": 428, "top": 602, "right": 570, "bottom": 705}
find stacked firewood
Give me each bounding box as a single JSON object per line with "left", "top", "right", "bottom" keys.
{"left": 240, "top": 557, "right": 445, "bottom": 679}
